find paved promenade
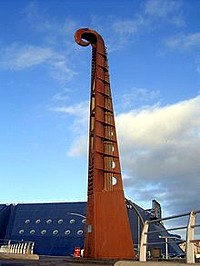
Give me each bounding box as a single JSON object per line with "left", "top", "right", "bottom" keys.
{"left": 0, "top": 256, "right": 200, "bottom": 266}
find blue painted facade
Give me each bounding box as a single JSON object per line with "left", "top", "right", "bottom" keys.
{"left": 0, "top": 200, "right": 184, "bottom": 257}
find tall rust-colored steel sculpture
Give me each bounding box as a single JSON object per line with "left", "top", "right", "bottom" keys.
{"left": 75, "top": 28, "right": 134, "bottom": 259}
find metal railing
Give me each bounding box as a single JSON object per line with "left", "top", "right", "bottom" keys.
{"left": 0, "top": 239, "right": 35, "bottom": 255}
{"left": 139, "top": 210, "right": 200, "bottom": 264}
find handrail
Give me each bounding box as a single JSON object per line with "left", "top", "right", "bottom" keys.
{"left": 139, "top": 210, "right": 200, "bottom": 264}
{"left": 147, "top": 225, "right": 188, "bottom": 234}
{"left": 148, "top": 212, "right": 191, "bottom": 223}
{"left": 0, "top": 239, "right": 34, "bottom": 255}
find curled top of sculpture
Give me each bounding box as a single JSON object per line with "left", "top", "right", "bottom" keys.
{"left": 74, "top": 28, "right": 105, "bottom": 48}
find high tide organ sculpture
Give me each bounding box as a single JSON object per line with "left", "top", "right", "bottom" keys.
{"left": 74, "top": 28, "right": 134, "bottom": 259}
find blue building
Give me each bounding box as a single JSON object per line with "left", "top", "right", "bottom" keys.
{"left": 0, "top": 200, "right": 184, "bottom": 257}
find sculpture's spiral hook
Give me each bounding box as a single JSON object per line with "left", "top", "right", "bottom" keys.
{"left": 74, "top": 28, "right": 104, "bottom": 48}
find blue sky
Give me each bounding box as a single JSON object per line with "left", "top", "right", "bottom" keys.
{"left": 0, "top": 0, "right": 200, "bottom": 218}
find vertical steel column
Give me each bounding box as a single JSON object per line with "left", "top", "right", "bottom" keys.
{"left": 74, "top": 28, "right": 134, "bottom": 259}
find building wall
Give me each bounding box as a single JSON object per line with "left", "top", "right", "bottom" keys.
{"left": 0, "top": 201, "right": 184, "bottom": 257}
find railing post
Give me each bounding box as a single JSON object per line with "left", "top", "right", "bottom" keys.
{"left": 186, "top": 210, "right": 196, "bottom": 264}
{"left": 139, "top": 220, "right": 149, "bottom": 262}
{"left": 23, "top": 242, "right": 28, "bottom": 254}
{"left": 18, "top": 243, "right": 21, "bottom": 254}
{"left": 30, "top": 242, "right": 34, "bottom": 254}
{"left": 6, "top": 240, "right": 10, "bottom": 253}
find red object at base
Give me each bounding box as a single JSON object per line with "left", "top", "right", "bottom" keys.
{"left": 74, "top": 247, "right": 81, "bottom": 258}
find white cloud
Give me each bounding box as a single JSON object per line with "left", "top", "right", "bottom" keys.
{"left": 90, "top": 15, "right": 146, "bottom": 52}
{"left": 24, "top": 2, "right": 77, "bottom": 40}
{"left": 67, "top": 135, "right": 88, "bottom": 157}
{"left": 107, "top": 16, "right": 148, "bottom": 51}
{"left": 91, "top": 14, "right": 148, "bottom": 52}
{"left": 165, "top": 32, "right": 200, "bottom": 50}
{"left": 0, "top": 2, "right": 78, "bottom": 83}
{"left": 117, "top": 97, "right": 200, "bottom": 151}
{"left": 49, "top": 57, "right": 77, "bottom": 83}
{"left": 52, "top": 101, "right": 89, "bottom": 118}
{"left": 143, "top": 0, "right": 185, "bottom": 28}
{"left": 144, "top": 0, "right": 182, "bottom": 18}
{"left": 116, "top": 88, "right": 160, "bottom": 111}
{"left": 54, "top": 95, "right": 200, "bottom": 215}
{"left": 0, "top": 44, "right": 54, "bottom": 70}
{"left": 52, "top": 101, "right": 89, "bottom": 158}
{"left": 52, "top": 101, "right": 89, "bottom": 133}
{"left": 0, "top": 44, "right": 76, "bottom": 83}
{"left": 165, "top": 32, "right": 200, "bottom": 76}
{"left": 116, "top": 95, "right": 200, "bottom": 213}
{"left": 90, "top": 0, "right": 184, "bottom": 52}
{"left": 112, "top": 16, "right": 146, "bottom": 36}
{"left": 51, "top": 88, "right": 71, "bottom": 102}
{"left": 23, "top": 1, "right": 39, "bottom": 22}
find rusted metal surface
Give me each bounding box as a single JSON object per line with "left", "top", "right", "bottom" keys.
{"left": 74, "top": 28, "right": 134, "bottom": 259}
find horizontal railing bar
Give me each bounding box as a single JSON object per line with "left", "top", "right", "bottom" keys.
{"left": 142, "top": 241, "right": 164, "bottom": 246}
{"left": 0, "top": 241, "right": 34, "bottom": 255}
{"left": 0, "top": 239, "right": 34, "bottom": 243}
{"left": 166, "top": 225, "right": 188, "bottom": 231}
{"left": 192, "top": 223, "right": 200, "bottom": 228}
{"left": 148, "top": 212, "right": 191, "bottom": 223}
{"left": 142, "top": 240, "right": 183, "bottom": 246}
{"left": 147, "top": 225, "right": 187, "bottom": 234}
{"left": 139, "top": 210, "right": 200, "bottom": 263}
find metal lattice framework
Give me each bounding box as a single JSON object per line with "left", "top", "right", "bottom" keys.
{"left": 75, "top": 28, "right": 134, "bottom": 259}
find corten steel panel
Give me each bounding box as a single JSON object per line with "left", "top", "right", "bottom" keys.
{"left": 75, "top": 28, "right": 134, "bottom": 259}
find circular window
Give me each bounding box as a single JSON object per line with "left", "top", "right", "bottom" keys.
{"left": 52, "top": 230, "right": 58, "bottom": 235}
{"left": 35, "top": 219, "right": 41, "bottom": 224}
{"left": 46, "top": 219, "right": 52, "bottom": 224}
{"left": 82, "top": 219, "right": 86, "bottom": 224}
{"left": 41, "top": 230, "right": 47, "bottom": 235}
{"left": 30, "top": 229, "right": 35, "bottom": 235}
{"left": 77, "top": 230, "right": 84, "bottom": 235}
{"left": 108, "top": 130, "right": 114, "bottom": 137}
{"left": 19, "top": 229, "right": 24, "bottom": 234}
{"left": 112, "top": 161, "right": 116, "bottom": 169}
{"left": 58, "top": 219, "right": 63, "bottom": 224}
{"left": 70, "top": 219, "right": 75, "bottom": 224}
{"left": 65, "top": 230, "right": 71, "bottom": 235}
{"left": 25, "top": 219, "right": 30, "bottom": 224}
{"left": 112, "top": 176, "right": 117, "bottom": 186}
